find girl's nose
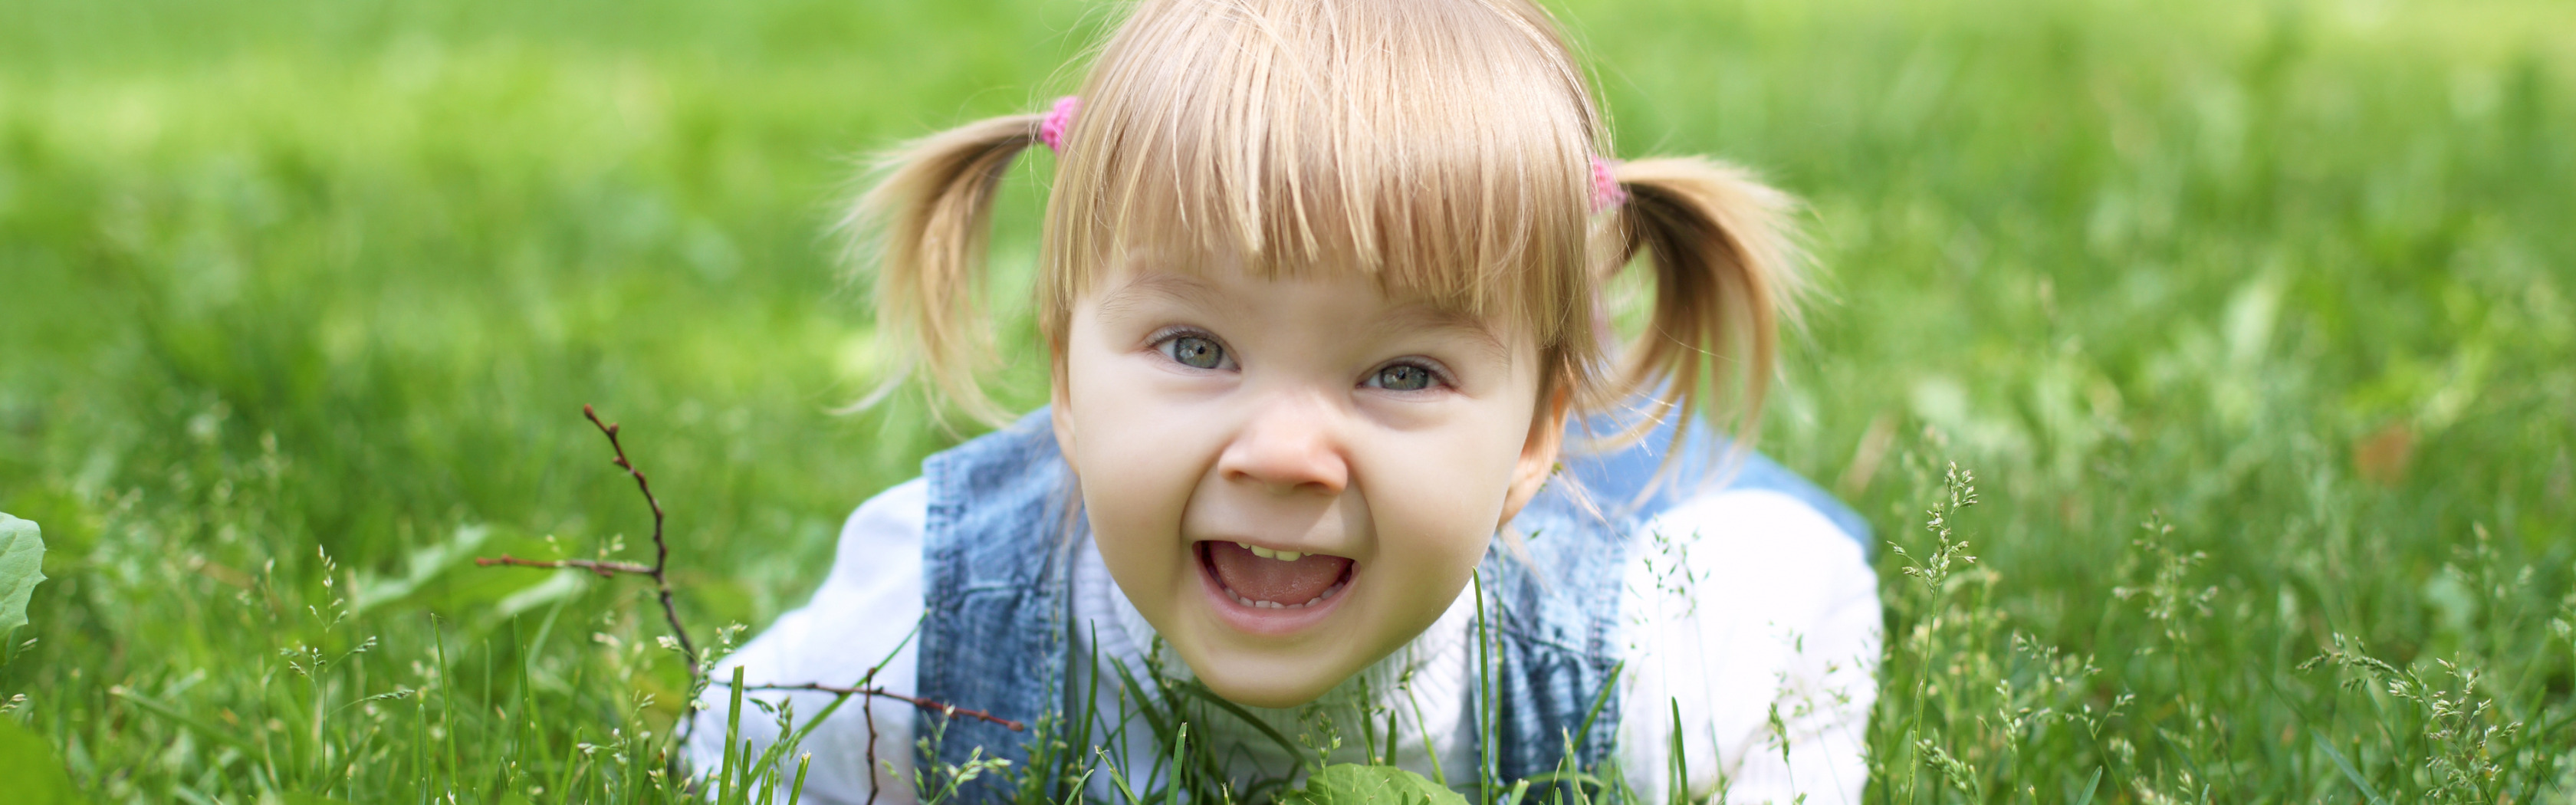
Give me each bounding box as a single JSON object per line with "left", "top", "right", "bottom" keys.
{"left": 1215, "top": 395, "right": 1349, "bottom": 495}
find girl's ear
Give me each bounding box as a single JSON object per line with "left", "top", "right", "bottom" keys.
{"left": 1499, "top": 384, "right": 1572, "bottom": 527}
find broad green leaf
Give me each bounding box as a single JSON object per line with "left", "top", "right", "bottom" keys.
{"left": 0, "top": 512, "right": 45, "bottom": 636}
{"left": 1278, "top": 764, "right": 1468, "bottom": 805}
{"left": 0, "top": 717, "right": 84, "bottom": 803}
{"left": 349, "top": 523, "right": 489, "bottom": 616}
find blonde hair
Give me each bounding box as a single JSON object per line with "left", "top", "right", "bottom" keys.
{"left": 853, "top": 0, "right": 1804, "bottom": 466}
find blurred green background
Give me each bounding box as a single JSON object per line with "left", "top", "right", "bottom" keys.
{"left": 2, "top": 0, "right": 2571, "bottom": 801}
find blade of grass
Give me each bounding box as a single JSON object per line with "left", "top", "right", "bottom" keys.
{"left": 107, "top": 686, "right": 257, "bottom": 753}
{"left": 1173, "top": 682, "right": 1306, "bottom": 777}
{"left": 1572, "top": 661, "right": 1624, "bottom": 764}
{"left": 1164, "top": 722, "right": 1191, "bottom": 805}
{"left": 1474, "top": 572, "right": 1497, "bottom": 805}
{"left": 788, "top": 752, "right": 812, "bottom": 805}
{"left": 1106, "top": 656, "right": 1178, "bottom": 788}
{"left": 722, "top": 665, "right": 748, "bottom": 803}
{"left": 1384, "top": 707, "right": 1401, "bottom": 767}
{"left": 2311, "top": 728, "right": 2389, "bottom": 805}
{"left": 2071, "top": 767, "right": 2101, "bottom": 805}
{"left": 1666, "top": 699, "right": 1687, "bottom": 805}
{"left": 1101, "top": 748, "right": 1147, "bottom": 805}
{"left": 1405, "top": 684, "right": 1449, "bottom": 788}
{"left": 433, "top": 615, "right": 461, "bottom": 797}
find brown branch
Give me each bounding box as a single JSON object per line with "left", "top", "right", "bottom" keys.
{"left": 472, "top": 554, "right": 653, "bottom": 577}
{"left": 863, "top": 680, "right": 881, "bottom": 805}
{"left": 582, "top": 404, "right": 700, "bottom": 675}
{"left": 732, "top": 682, "right": 1027, "bottom": 732}
{"left": 476, "top": 404, "right": 703, "bottom": 754}
{"left": 475, "top": 404, "right": 1009, "bottom": 797}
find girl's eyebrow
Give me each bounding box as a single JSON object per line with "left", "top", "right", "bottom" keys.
{"left": 1368, "top": 304, "right": 1510, "bottom": 366}
{"left": 1098, "top": 271, "right": 1508, "bottom": 363}
{"left": 1096, "top": 272, "right": 1234, "bottom": 321}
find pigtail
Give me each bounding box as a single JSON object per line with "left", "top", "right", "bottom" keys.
{"left": 845, "top": 112, "right": 1048, "bottom": 428}
{"left": 1601, "top": 156, "right": 1808, "bottom": 465}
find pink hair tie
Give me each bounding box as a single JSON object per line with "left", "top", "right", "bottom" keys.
{"left": 1590, "top": 156, "right": 1627, "bottom": 210}
{"left": 1038, "top": 95, "right": 1081, "bottom": 153}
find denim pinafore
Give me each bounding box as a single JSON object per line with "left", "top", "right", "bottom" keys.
{"left": 912, "top": 408, "right": 1868, "bottom": 800}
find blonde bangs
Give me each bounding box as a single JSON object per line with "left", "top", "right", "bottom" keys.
{"left": 1040, "top": 0, "right": 1610, "bottom": 356}
{"left": 862, "top": 0, "right": 1802, "bottom": 452}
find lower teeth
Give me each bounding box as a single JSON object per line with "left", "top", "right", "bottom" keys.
{"left": 1228, "top": 580, "right": 1346, "bottom": 610}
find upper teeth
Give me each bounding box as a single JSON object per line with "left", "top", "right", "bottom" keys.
{"left": 1236, "top": 541, "right": 1303, "bottom": 562}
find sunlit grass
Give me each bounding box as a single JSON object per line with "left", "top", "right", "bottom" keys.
{"left": 2, "top": 0, "right": 2571, "bottom": 801}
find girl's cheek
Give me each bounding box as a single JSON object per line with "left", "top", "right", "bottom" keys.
{"left": 1078, "top": 447, "right": 1206, "bottom": 608}
{"left": 1362, "top": 432, "right": 1517, "bottom": 557}
{"left": 1070, "top": 386, "right": 1226, "bottom": 566}
{"left": 1083, "top": 431, "right": 1200, "bottom": 525}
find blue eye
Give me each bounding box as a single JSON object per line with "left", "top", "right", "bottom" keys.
{"left": 1370, "top": 363, "right": 1440, "bottom": 392}
{"left": 1165, "top": 334, "right": 1227, "bottom": 370}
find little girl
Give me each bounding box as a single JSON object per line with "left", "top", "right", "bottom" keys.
{"left": 692, "top": 1, "right": 1881, "bottom": 802}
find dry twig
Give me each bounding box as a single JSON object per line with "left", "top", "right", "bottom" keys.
{"left": 472, "top": 405, "right": 696, "bottom": 676}
{"left": 477, "top": 404, "right": 1005, "bottom": 797}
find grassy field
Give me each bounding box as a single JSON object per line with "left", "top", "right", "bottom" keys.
{"left": 2, "top": 0, "right": 2573, "bottom": 801}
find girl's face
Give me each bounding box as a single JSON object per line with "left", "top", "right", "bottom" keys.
{"left": 1052, "top": 259, "right": 1564, "bottom": 708}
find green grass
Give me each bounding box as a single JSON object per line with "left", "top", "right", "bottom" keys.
{"left": 2, "top": 0, "right": 2572, "bottom": 801}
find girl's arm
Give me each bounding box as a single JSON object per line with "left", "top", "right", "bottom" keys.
{"left": 1617, "top": 488, "right": 1881, "bottom": 805}
{"left": 686, "top": 478, "right": 932, "bottom": 805}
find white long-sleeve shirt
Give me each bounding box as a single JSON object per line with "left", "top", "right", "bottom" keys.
{"left": 688, "top": 478, "right": 1881, "bottom": 804}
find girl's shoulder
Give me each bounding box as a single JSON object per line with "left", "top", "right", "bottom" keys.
{"left": 1615, "top": 484, "right": 1881, "bottom": 804}
{"left": 1553, "top": 422, "right": 1873, "bottom": 558}
{"left": 1638, "top": 485, "right": 1874, "bottom": 596}
{"left": 1528, "top": 388, "right": 1868, "bottom": 556}
{"left": 817, "top": 476, "right": 932, "bottom": 591}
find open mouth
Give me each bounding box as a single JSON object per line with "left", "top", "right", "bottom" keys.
{"left": 1198, "top": 540, "right": 1356, "bottom": 611}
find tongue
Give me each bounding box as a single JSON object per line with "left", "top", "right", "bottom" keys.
{"left": 1207, "top": 541, "right": 1352, "bottom": 605}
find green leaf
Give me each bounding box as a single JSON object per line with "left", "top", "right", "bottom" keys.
{"left": 0, "top": 717, "right": 84, "bottom": 803}
{"left": 1277, "top": 764, "right": 1469, "bottom": 805}
{"left": 349, "top": 524, "right": 489, "bottom": 616}
{"left": 0, "top": 512, "right": 47, "bottom": 636}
